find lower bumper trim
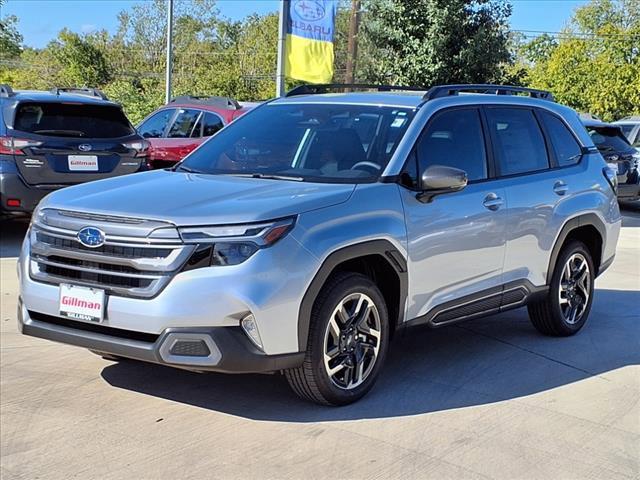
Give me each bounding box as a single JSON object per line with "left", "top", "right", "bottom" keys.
{"left": 19, "top": 304, "right": 304, "bottom": 373}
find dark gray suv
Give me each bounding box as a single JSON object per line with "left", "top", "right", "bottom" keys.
{"left": 0, "top": 85, "right": 148, "bottom": 217}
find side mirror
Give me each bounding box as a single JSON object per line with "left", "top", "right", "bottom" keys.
{"left": 417, "top": 165, "right": 468, "bottom": 203}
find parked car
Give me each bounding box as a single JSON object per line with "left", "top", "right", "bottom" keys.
{"left": 582, "top": 117, "right": 640, "bottom": 202}
{"left": 18, "top": 84, "right": 621, "bottom": 405}
{"left": 136, "top": 96, "right": 257, "bottom": 169}
{"left": 613, "top": 116, "right": 640, "bottom": 148}
{"left": 0, "top": 85, "right": 148, "bottom": 217}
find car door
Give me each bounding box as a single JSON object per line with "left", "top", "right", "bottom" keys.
{"left": 486, "top": 106, "right": 580, "bottom": 289}
{"left": 137, "top": 108, "right": 177, "bottom": 168}
{"left": 400, "top": 107, "right": 508, "bottom": 322}
{"left": 148, "top": 108, "right": 203, "bottom": 165}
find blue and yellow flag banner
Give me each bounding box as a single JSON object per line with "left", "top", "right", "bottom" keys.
{"left": 285, "top": 0, "right": 337, "bottom": 84}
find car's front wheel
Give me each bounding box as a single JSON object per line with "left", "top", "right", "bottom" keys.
{"left": 285, "top": 272, "right": 389, "bottom": 406}
{"left": 528, "top": 240, "right": 595, "bottom": 336}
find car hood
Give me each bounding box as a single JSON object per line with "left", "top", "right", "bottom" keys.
{"left": 41, "top": 169, "right": 356, "bottom": 225}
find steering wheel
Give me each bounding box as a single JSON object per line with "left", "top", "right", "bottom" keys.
{"left": 350, "top": 161, "right": 382, "bottom": 174}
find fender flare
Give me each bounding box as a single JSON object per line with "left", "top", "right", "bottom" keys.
{"left": 297, "top": 239, "right": 408, "bottom": 351}
{"left": 546, "top": 213, "right": 606, "bottom": 284}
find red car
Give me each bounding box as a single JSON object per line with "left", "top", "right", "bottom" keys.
{"left": 137, "top": 96, "right": 257, "bottom": 169}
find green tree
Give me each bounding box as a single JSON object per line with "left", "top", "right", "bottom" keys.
{"left": 360, "top": 0, "right": 513, "bottom": 85}
{"left": 527, "top": 0, "right": 640, "bottom": 121}
{"left": 0, "top": 13, "right": 21, "bottom": 60}
{"left": 0, "top": 0, "right": 23, "bottom": 83}
{"left": 50, "top": 29, "right": 112, "bottom": 86}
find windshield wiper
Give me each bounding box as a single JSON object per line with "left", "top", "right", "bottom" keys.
{"left": 175, "top": 165, "right": 203, "bottom": 174}
{"left": 232, "top": 173, "right": 305, "bottom": 182}
{"left": 34, "top": 129, "right": 86, "bottom": 137}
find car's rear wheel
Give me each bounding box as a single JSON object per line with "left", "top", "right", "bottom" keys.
{"left": 528, "top": 241, "right": 595, "bottom": 336}
{"left": 285, "top": 272, "right": 389, "bottom": 406}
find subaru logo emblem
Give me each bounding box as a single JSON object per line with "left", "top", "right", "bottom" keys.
{"left": 78, "top": 144, "right": 92, "bottom": 152}
{"left": 77, "top": 227, "right": 105, "bottom": 248}
{"left": 608, "top": 155, "right": 619, "bottom": 162}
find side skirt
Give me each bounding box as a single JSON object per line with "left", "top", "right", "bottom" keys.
{"left": 404, "top": 280, "right": 549, "bottom": 329}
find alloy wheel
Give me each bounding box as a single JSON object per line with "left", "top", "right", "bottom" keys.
{"left": 558, "top": 252, "right": 591, "bottom": 325}
{"left": 323, "top": 292, "right": 382, "bottom": 390}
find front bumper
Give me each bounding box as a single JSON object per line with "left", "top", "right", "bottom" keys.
{"left": 19, "top": 223, "right": 321, "bottom": 356}
{"left": 18, "top": 300, "right": 304, "bottom": 373}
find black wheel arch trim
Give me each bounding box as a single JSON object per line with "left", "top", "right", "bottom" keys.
{"left": 547, "top": 213, "right": 607, "bottom": 283}
{"left": 297, "top": 239, "right": 408, "bottom": 351}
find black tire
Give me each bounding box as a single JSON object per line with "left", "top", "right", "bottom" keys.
{"left": 285, "top": 272, "right": 390, "bottom": 406}
{"left": 528, "top": 240, "right": 595, "bottom": 336}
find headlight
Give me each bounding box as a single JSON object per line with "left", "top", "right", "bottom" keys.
{"left": 179, "top": 217, "right": 295, "bottom": 268}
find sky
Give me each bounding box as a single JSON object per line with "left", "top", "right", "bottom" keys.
{"left": 2, "top": 0, "right": 591, "bottom": 49}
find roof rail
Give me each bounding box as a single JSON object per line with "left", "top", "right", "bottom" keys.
{"left": 617, "top": 115, "right": 640, "bottom": 121}
{"left": 285, "top": 83, "right": 428, "bottom": 97}
{"left": 170, "top": 95, "right": 241, "bottom": 110}
{"left": 50, "top": 87, "right": 110, "bottom": 100}
{"left": 0, "top": 84, "right": 15, "bottom": 98}
{"left": 423, "top": 84, "right": 555, "bottom": 102}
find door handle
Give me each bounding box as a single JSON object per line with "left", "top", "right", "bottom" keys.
{"left": 483, "top": 193, "right": 503, "bottom": 211}
{"left": 553, "top": 181, "right": 569, "bottom": 196}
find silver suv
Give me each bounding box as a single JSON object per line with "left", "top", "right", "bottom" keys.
{"left": 18, "top": 84, "right": 621, "bottom": 405}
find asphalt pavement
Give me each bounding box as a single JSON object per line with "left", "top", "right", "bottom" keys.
{"left": 1, "top": 205, "right": 638, "bottom": 480}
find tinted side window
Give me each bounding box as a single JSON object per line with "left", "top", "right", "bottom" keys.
{"left": 539, "top": 111, "right": 582, "bottom": 166}
{"left": 138, "top": 109, "right": 175, "bottom": 138}
{"left": 415, "top": 108, "right": 487, "bottom": 181}
{"left": 202, "top": 112, "right": 224, "bottom": 137}
{"left": 486, "top": 108, "right": 549, "bottom": 176}
{"left": 167, "top": 109, "right": 201, "bottom": 138}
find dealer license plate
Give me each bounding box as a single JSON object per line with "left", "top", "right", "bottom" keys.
{"left": 59, "top": 284, "right": 105, "bottom": 323}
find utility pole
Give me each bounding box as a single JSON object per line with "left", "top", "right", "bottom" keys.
{"left": 165, "top": 0, "right": 174, "bottom": 104}
{"left": 276, "top": 0, "right": 289, "bottom": 97}
{"left": 345, "top": 0, "right": 360, "bottom": 84}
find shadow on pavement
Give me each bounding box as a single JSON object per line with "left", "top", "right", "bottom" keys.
{"left": 0, "top": 218, "right": 29, "bottom": 259}
{"left": 102, "top": 288, "right": 640, "bottom": 422}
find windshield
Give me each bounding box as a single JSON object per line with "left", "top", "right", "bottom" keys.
{"left": 179, "top": 103, "right": 416, "bottom": 183}
{"left": 586, "top": 125, "right": 632, "bottom": 153}
{"left": 14, "top": 102, "right": 135, "bottom": 138}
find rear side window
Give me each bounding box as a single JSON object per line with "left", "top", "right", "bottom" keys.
{"left": 14, "top": 102, "right": 134, "bottom": 138}
{"left": 138, "top": 109, "right": 175, "bottom": 138}
{"left": 415, "top": 108, "right": 488, "bottom": 181}
{"left": 201, "top": 112, "right": 224, "bottom": 137}
{"left": 539, "top": 111, "right": 582, "bottom": 166}
{"left": 167, "top": 109, "right": 201, "bottom": 138}
{"left": 486, "top": 108, "right": 549, "bottom": 176}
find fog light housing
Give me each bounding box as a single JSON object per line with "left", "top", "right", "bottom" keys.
{"left": 241, "top": 314, "right": 263, "bottom": 350}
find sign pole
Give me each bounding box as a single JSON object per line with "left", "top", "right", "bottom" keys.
{"left": 276, "top": 0, "right": 289, "bottom": 97}
{"left": 165, "top": 0, "right": 174, "bottom": 104}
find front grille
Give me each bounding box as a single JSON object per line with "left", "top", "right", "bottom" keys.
{"left": 29, "top": 213, "right": 193, "bottom": 298}
{"left": 40, "top": 264, "right": 154, "bottom": 289}
{"left": 36, "top": 231, "right": 173, "bottom": 259}
{"left": 56, "top": 209, "right": 146, "bottom": 224}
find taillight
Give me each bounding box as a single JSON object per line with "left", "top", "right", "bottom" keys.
{"left": 0, "top": 136, "right": 43, "bottom": 155}
{"left": 603, "top": 164, "right": 618, "bottom": 193}
{"left": 122, "top": 139, "right": 150, "bottom": 157}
